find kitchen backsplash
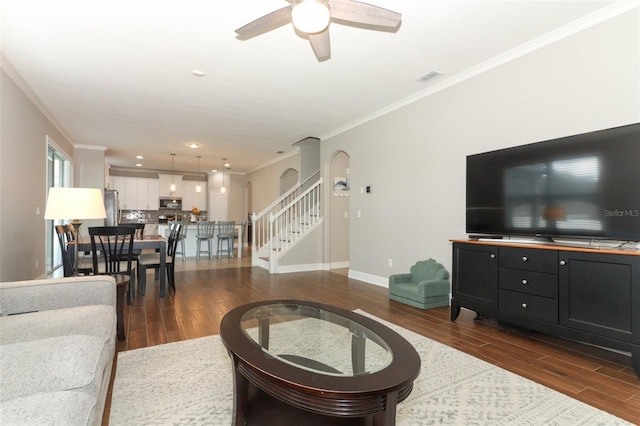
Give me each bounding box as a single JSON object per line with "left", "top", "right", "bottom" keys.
{"left": 120, "top": 209, "right": 208, "bottom": 223}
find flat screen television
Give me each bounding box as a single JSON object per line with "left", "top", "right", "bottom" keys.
{"left": 466, "top": 122, "right": 640, "bottom": 242}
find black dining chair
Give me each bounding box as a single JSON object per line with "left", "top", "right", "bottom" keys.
{"left": 55, "top": 224, "right": 93, "bottom": 276}
{"left": 88, "top": 226, "right": 137, "bottom": 304}
{"left": 137, "top": 222, "right": 182, "bottom": 295}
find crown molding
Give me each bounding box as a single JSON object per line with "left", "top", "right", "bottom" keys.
{"left": 1, "top": 52, "right": 76, "bottom": 145}
{"left": 320, "top": 1, "right": 640, "bottom": 141}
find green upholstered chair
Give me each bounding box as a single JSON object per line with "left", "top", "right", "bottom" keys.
{"left": 389, "top": 259, "right": 450, "bottom": 309}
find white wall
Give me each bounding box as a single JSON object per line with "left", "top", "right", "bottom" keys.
{"left": 321, "top": 9, "right": 640, "bottom": 286}
{"left": 0, "top": 61, "right": 75, "bottom": 281}
{"left": 245, "top": 152, "right": 300, "bottom": 214}
{"left": 74, "top": 146, "right": 107, "bottom": 236}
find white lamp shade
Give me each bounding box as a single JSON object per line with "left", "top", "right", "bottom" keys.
{"left": 291, "top": 0, "right": 330, "bottom": 34}
{"left": 44, "top": 187, "right": 107, "bottom": 220}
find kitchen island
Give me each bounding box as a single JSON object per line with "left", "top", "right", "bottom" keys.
{"left": 158, "top": 222, "right": 244, "bottom": 259}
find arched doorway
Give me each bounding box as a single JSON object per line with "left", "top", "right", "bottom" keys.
{"left": 327, "top": 151, "right": 350, "bottom": 272}
{"left": 280, "top": 168, "right": 299, "bottom": 195}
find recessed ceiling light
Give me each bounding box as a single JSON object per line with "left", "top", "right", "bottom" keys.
{"left": 224, "top": 163, "right": 230, "bottom": 168}
{"left": 189, "top": 143, "right": 200, "bottom": 149}
{"left": 136, "top": 155, "right": 143, "bottom": 159}
{"left": 192, "top": 70, "right": 205, "bottom": 77}
{"left": 211, "top": 169, "right": 218, "bottom": 173}
{"left": 136, "top": 163, "right": 143, "bottom": 167}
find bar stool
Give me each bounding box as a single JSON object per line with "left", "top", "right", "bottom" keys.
{"left": 195, "top": 221, "right": 216, "bottom": 260}
{"left": 216, "top": 221, "right": 236, "bottom": 258}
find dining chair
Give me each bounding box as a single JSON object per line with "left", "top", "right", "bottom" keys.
{"left": 216, "top": 221, "right": 236, "bottom": 258}
{"left": 55, "top": 224, "right": 93, "bottom": 276}
{"left": 137, "top": 222, "right": 182, "bottom": 295}
{"left": 88, "top": 226, "right": 136, "bottom": 304}
{"left": 195, "top": 221, "right": 216, "bottom": 260}
{"left": 119, "top": 223, "right": 146, "bottom": 260}
{"left": 174, "top": 221, "right": 189, "bottom": 261}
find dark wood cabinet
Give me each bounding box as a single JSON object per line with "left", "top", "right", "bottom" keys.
{"left": 450, "top": 243, "right": 498, "bottom": 320}
{"left": 559, "top": 251, "right": 640, "bottom": 344}
{"left": 451, "top": 240, "right": 640, "bottom": 377}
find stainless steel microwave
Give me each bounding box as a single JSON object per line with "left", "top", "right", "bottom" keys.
{"left": 159, "top": 197, "right": 182, "bottom": 209}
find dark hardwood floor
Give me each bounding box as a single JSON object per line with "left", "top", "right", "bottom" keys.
{"left": 103, "top": 264, "right": 640, "bottom": 424}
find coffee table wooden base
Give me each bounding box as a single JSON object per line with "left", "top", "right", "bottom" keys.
{"left": 222, "top": 301, "right": 420, "bottom": 426}
{"left": 230, "top": 356, "right": 409, "bottom": 426}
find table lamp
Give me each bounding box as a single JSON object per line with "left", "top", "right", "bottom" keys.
{"left": 44, "top": 187, "right": 107, "bottom": 274}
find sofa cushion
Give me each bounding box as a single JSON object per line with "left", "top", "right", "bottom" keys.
{"left": 0, "top": 304, "right": 115, "bottom": 345}
{"left": 0, "top": 334, "right": 106, "bottom": 402}
{"left": 0, "top": 391, "right": 95, "bottom": 426}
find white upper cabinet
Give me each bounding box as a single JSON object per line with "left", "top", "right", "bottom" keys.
{"left": 158, "top": 174, "right": 183, "bottom": 197}
{"left": 109, "top": 176, "right": 160, "bottom": 210}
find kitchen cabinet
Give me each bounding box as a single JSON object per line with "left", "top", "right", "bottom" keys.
{"left": 109, "top": 176, "right": 159, "bottom": 210}
{"left": 136, "top": 178, "right": 159, "bottom": 210}
{"left": 451, "top": 240, "right": 640, "bottom": 377}
{"left": 158, "top": 174, "right": 183, "bottom": 197}
{"left": 182, "top": 180, "right": 207, "bottom": 211}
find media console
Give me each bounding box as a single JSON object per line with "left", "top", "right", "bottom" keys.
{"left": 450, "top": 239, "right": 640, "bottom": 378}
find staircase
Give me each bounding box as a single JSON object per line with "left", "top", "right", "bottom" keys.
{"left": 251, "top": 177, "right": 323, "bottom": 273}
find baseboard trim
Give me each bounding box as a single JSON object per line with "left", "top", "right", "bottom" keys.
{"left": 348, "top": 270, "right": 388, "bottom": 288}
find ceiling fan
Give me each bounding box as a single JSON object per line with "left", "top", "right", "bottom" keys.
{"left": 235, "top": 0, "right": 401, "bottom": 61}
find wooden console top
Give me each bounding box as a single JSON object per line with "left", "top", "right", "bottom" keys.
{"left": 450, "top": 239, "right": 640, "bottom": 257}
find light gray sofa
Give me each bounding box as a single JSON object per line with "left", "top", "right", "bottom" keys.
{"left": 0, "top": 276, "right": 117, "bottom": 425}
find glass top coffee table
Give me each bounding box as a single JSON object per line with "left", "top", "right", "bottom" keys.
{"left": 220, "top": 300, "right": 420, "bottom": 425}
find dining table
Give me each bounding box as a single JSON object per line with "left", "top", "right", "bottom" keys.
{"left": 70, "top": 234, "right": 169, "bottom": 297}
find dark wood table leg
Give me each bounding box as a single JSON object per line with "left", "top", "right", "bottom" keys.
{"left": 372, "top": 390, "right": 398, "bottom": 426}
{"left": 351, "top": 329, "right": 365, "bottom": 375}
{"left": 257, "top": 312, "right": 270, "bottom": 350}
{"left": 116, "top": 276, "right": 129, "bottom": 341}
{"left": 231, "top": 357, "right": 249, "bottom": 426}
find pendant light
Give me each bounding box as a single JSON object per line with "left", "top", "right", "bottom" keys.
{"left": 220, "top": 158, "right": 227, "bottom": 194}
{"left": 195, "top": 155, "right": 202, "bottom": 193}
{"left": 170, "top": 153, "right": 176, "bottom": 193}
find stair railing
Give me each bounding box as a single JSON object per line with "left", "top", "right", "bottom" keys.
{"left": 267, "top": 178, "right": 323, "bottom": 272}
{"left": 251, "top": 173, "right": 320, "bottom": 263}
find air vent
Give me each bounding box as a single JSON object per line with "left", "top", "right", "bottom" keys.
{"left": 416, "top": 71, "right": 443, "bottom": 83}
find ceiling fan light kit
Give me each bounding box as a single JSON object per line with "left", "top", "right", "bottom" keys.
{"left": 236, "top": 0, "right": 401, "bottom": 61}
{"left": 291, "top": 0, "right": 331, "bottom": 34}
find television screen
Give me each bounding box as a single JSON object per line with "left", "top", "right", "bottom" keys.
{"left": 466, "top": 122, "right": 640, "bottom": 241}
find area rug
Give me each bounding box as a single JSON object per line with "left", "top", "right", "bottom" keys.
{"left": 109, "top": 311, "right": 630, "bottom": 425}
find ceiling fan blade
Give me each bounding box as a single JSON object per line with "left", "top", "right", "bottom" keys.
{"left": 235, "top": 6, "right": 292, "bottom": 39}
{"left": 328, "top": 0, "right": 401, "bottom": 28}
{"left": 309, "top": 30, "right": 331, "bottom": 61}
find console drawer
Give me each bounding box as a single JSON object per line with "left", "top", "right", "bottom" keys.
{"left": 499, "top": 289, "right": 558, "bottom": 323}
{"left": 499, "top": 268, "right": 558, "bottom": 298}
{"left": 499, "top": 246, "right": 558, "bottom": 273}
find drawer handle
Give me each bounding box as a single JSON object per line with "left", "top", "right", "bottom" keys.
{"left": 522, "top": 279, "right": 528, "bottom": 285}
{"left": 521, "top": 303, "right": 528, "bottom": 309}
{"left": 490, "top": 254, "right": 496, "bottom": 259}
{"left": 560, "top": 260, "right": 566, "bottom": 266}
{"left": 522, "top": 256, "right": 528, "bottom": 262}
